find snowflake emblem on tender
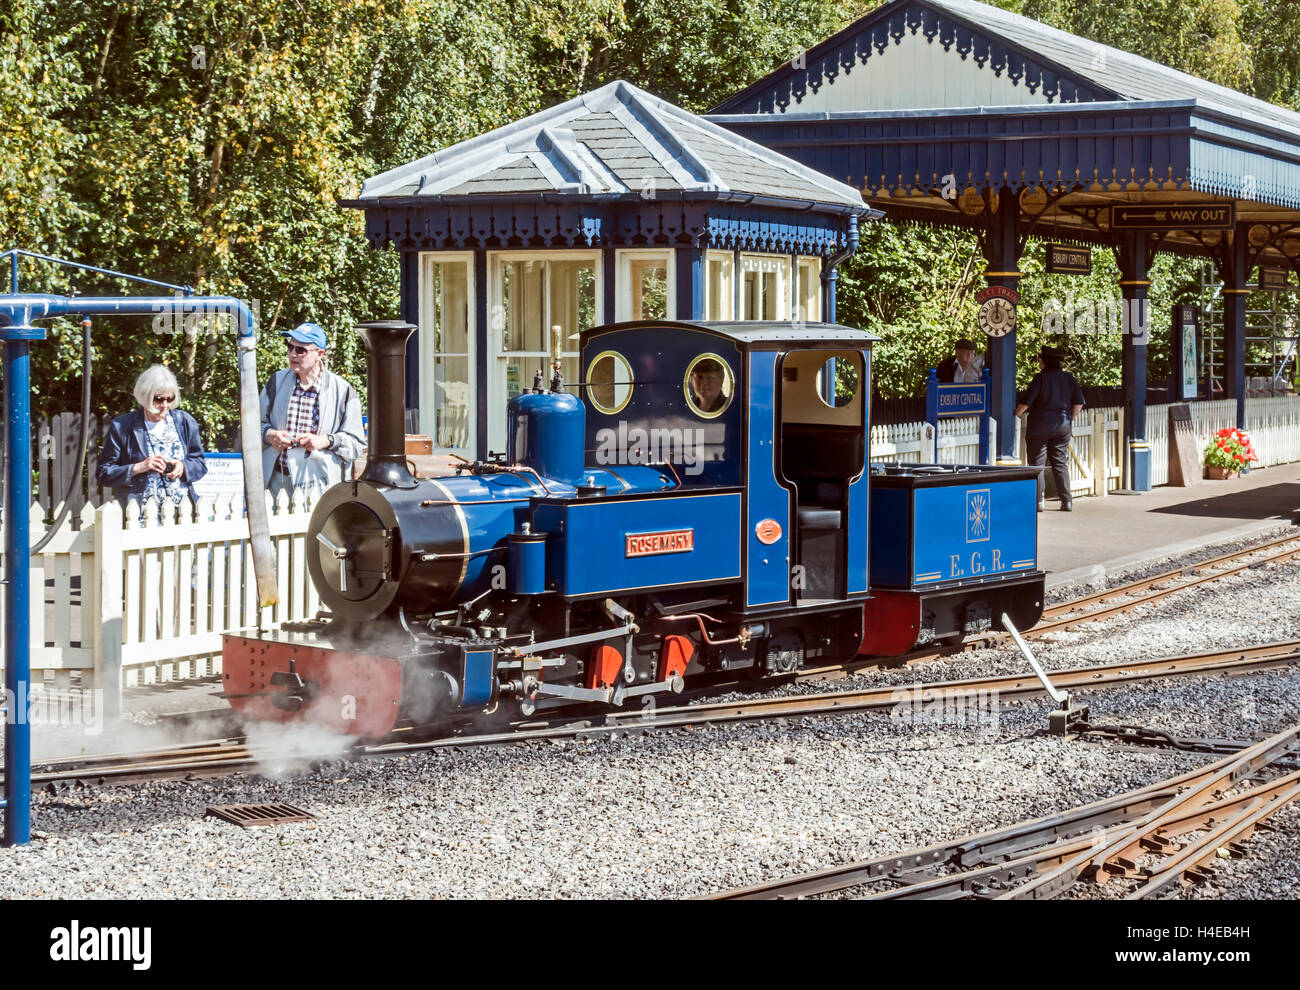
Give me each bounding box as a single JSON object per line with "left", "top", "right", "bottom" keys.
{"left": 966, "top": 489, "right": 990, "bottom": 543}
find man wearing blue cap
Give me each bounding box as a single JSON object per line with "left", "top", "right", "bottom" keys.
{"left": 260, "top": 322, "right": 364, "bottom": 498}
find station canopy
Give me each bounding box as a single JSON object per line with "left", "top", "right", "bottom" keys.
{"left": 711, "top": 0, "right": 1300, "bottom": 271}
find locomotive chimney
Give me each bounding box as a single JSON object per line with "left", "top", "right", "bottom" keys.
{"left": 355, "top": 320, "right": 418, "bottom": 488}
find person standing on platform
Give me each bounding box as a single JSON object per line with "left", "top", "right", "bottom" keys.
{"left": 261, "top": 322, "right": 365, "bottom": 499}
{"left": 96, "top": 365, "right": 207, "bottom": 511}
{"left": 1015, "top": 345, "right": 1085, "bottom": 512}
{"left": 936, "top": 338, "right": 984, "bottom": 383}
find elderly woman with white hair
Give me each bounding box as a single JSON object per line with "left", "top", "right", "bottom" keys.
{"left": 96, "top": 364, "right": 207, "bottom": 508}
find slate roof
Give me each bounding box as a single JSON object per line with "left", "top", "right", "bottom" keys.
{"left": 349, "top": 80, "right": 867, "bottom": 213}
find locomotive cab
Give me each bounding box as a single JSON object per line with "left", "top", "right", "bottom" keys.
{"left": 580, "top": 321, "right": 877, "bottom": 616}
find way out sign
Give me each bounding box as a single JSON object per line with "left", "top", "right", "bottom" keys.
{"left": 1111, "top": 203, "right": 1234, "bottom": 231}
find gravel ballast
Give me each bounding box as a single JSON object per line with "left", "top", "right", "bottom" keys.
{"left": 2, "top": 530, "right": 1299, "bottom": 900}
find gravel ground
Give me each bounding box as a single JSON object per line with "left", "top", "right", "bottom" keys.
{"left": 2, "top": 528, "right": 1298, "bottom": 900}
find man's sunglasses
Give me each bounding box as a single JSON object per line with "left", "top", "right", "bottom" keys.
{"left": 152, "top": 394, "right": 175, "bottom": 405}
{"left": 286, "top": 343, "right": 314, "bottom": 356}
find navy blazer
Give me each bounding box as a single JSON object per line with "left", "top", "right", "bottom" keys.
{"left": 95, "top": 409, "right": 208, "bottom": 505}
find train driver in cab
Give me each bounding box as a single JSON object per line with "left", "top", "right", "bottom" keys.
{"left": 689, "top": 358, "right": 729, "bottom": 413}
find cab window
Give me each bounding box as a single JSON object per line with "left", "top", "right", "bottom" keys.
{"left": 683, "top": 353, "right": 734, "bottom": 419}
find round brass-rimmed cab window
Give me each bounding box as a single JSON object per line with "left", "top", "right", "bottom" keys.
{"left": 815, "top": 352, "right": 862, "bottom": 409}
{"left": 586, "top": 350, "right": 634, "bottom": 415}
{"left": 683, "top": 353, "right": 735, "bottom": 419}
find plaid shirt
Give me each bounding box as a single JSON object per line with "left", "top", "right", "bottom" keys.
{"left": 277, "top": 363, "right": 323, "bottom": 473}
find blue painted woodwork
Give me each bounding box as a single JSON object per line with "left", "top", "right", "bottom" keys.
{"left": 373, "top": 204, "right": 854, "bottom": 256}
{"left": 745, "top": 350, "right": 792, "bottom": 608}
{"left": 532, "top": 491, "right": 743, "bottom": 597}
{"left": 868, "top": 466, "right": 1038, "bottom": 588}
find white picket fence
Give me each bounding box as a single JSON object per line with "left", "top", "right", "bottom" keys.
{"left": 875, "top": 396, "right": 1300, "bottom": 495}
{"left": 4, "top": 394, "right": 1300, "bottom": 704}
{"left": 0, "top": 491, "right": 321, "bottom": 705}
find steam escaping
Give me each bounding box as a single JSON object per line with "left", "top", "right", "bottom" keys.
{"left": 17, "top": 688, "right": 240, "bottom": 764}
{"left": 242, "top": 722, "right": 353, "bottom": 779}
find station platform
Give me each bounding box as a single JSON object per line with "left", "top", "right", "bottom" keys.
{"left": 1038, "top": 461, "right": 1300, "bottom": 591}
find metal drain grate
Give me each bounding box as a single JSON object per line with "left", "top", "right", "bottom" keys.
{"left": 206, "top": 803, "right": 315, "bottom": 827}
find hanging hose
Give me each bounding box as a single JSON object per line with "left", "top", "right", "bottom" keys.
{"left": 32, "top": 317, "right": 91, "bottom": 552}
{"left": 238, "top": 334, "right": 278, "bottom": 607}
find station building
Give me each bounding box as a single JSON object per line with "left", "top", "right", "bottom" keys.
{"left": 348, "top": 0, "right": 1300, "bottom": 491}
{"left": 343, "top": 81, "right": 872, "bottom": 459}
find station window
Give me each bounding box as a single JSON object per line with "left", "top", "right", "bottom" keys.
{"left": 419, "top": 252, "right": 474, "bottom": 454}
{"left": 586, "top": 350, "right": 635, "bottom": 415}
{"left": 683, "top": 353, "right": 735, "bottom": 419}
{"left": 740, "top": 254, "right": 790, "bottom": 321}
{"left": 495, "top": 252, "right": 599, "bottom": 401}
{"left": 616, "top": 250, "right": 674, "bottom": 322}
{"left": 704, "top": 251, "right": 734, "bottom": 320}
{"left": 796, "top": 257, "right": 821, "bottom": 323}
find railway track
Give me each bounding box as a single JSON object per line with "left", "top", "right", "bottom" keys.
{"left": 18, "top": 530, "right": 1300, "bottom": 791}
{"left": 798, "top": 528, "right": 1300, "bottom": 683}
{"left": 23, "top": 639, "right": 1300, "bottom": 790}
{"left": 711, "top": 721, "right": 1300, "bottom": 900}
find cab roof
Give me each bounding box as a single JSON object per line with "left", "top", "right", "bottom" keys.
{"left": 585, "top": 320, "right": 880, "bottom": 349}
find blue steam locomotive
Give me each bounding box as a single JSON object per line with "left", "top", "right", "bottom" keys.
{"left": 223, "top": 319, "right": 1043, "bottom": 737}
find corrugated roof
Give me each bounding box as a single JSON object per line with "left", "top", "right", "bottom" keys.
{"left": 353, "top": 80, "right": 867, "bottom": 212}
{"left": 715, "top": 0, "right": 1300, "bottom": 138}
{"left": 929, "top": 0, "right": 1300, "bottom": 133}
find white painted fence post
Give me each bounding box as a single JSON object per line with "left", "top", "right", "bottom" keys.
{"left": 94, "top": 499, "right": 123, "bottom": 720}
{"left": 918, "top": 422, "right": 936, "bottom": 462}
{"left": 1092, "top": 410, "right": 1107, "bottom": 497}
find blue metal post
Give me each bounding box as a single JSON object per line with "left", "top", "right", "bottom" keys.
{"left": 925, "top": 367, "right": 938, "bottom": 437}
{"left": 2, "top": 321, "right": 42, "bottom": 846}
{"left": 1119, "top": 232, "right": 1152, "bottom": 491}
{"left": 979, "top": 365, "right": 992, "bottom": 465}
{"left": 986, "top": 194, "right": 1021, "bottom": 464}
{"left": 1222, "top": 224, "right": 1249, "bottom": 429}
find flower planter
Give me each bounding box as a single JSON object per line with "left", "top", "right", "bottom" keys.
{"left": 1206, "top": 466, "right": 1240, "bottom": 480}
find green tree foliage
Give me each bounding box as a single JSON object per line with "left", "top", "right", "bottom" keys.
{"left": 2, "top": 0, "right": 1297, "bottom": 431}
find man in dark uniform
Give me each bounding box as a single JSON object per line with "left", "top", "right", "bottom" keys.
{"left": 1015, "top": 345, "right": 1085, "bottom": 511}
